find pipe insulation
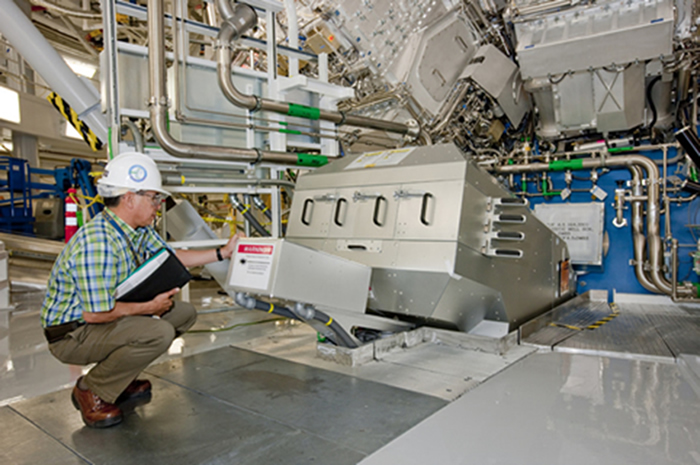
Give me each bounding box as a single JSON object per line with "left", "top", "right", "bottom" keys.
{"left": 0, "top": 0, "right": 107, "bottom": 141}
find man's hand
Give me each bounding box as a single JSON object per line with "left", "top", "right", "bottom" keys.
{"left": 151, "top": 288, "right": 180, "bottom": 316}
{"left": 220, "top": 232, "right": 245, "bottom": 260}
{"left": 175, "top": 232, "right": 245, "bottom": 267}
{"left": 82, "top": 287, "right": 180, "bottom": 323}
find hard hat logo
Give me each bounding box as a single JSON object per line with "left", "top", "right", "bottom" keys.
{"left": 128, "top": 164, "right": 147, "bottom": 183}
{"left": 97, "top": 152, "right": 170, "bottom": 198}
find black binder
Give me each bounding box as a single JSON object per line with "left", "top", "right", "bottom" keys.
{"left": 115, "top": 248, "right": 192, "bottom": 303}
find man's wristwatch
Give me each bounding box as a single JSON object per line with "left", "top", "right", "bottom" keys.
{"left": 216, "top": 247, "right": 224, "bottom": 262}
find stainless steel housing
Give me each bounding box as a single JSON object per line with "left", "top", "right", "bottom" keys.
{"left": 287, "top": 144, "right": 575, "bottom": 334}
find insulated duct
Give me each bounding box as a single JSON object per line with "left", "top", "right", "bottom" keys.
{"left": 214, "top": 0, "right": 420, "bottom": 138}
{"left": 0, "top": 0, "right": 107, "bottom": 141}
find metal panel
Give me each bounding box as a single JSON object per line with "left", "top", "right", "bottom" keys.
{"left": 359, "top": 352, "right": 700, "bottom": 465}
{"left": 463, "top": 44, "right": 529, "bottom": 126}
{"left": 286, "top": 188, "right": 336, "bottom": 238}
{"left": 287, "top": 144, "right": 573, "bottom": 334}
{"left": 146, "top": 346, "right": 448, "bottom": 456}
{"left": 395, "top": 180, "right": 463, "bottom": 241}
{"left": 418, "top": 17, "right": 479, "bottom": 102}
{"left": 0, "top": 407, "right": 85, "bottom": 464}
{"left": 534, "top": 202, "right": 605, "bottom": 267}
{"left": 556, "top": 311, "right": 675, "bottom": 362}
{"left": 227, "top": 238, "right": 371, "bottom": 314}
{"left": 327, "top": 185, "right": 400, "bottom": 239}
{"left": 12, "top": 371, "right": 367, "bottom": 465}
{"left": 514, "top": 0, "right": 674, "bottom": 79}
{"left": 556, "top": 72, "right": 595, "bottom": 129}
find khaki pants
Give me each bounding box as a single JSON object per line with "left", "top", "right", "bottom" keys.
{"left": 49, "top": 301, "right": 197, "bottom": 403}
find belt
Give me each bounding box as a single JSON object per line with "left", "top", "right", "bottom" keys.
{"left": 44, "top": 320, "right": 86, "bottom": 344}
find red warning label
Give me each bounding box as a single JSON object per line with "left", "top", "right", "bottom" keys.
{"left": 238, "top": 244, "right": 274, "bottom": 255}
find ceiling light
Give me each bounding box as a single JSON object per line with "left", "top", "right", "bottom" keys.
{"left": 0, "top": 86, "right": 21, "bottom": 124}
{"left": 63, "top": 56, "right": 97, "bottom": 79}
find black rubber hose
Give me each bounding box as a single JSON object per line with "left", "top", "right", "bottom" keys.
{"left": 304, "top": 308, "right": 358, "bottom": 348}
{"left": 250, "top": 299, "right": 300, "bottom": 321}
{"left": 233, "top": 194, "right": 270, "bottom": 237}
{"left": 252, "top": 195, "right": 286, "bottom": 235}
{"left": 646, "top": 75, "right": 661, "bottom": 130}
{"left": 240, "top": 294, "right": 358, "bottom": 348}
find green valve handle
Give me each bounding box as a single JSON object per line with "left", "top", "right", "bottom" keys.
{"left": 297, "top": 153, "right": 329, "bottom": 167}
{"left": 288, "top": 103, "right": 321, "bottom": 120}
{"left": 549, "top": 159, "right": 583, "bottom": 171}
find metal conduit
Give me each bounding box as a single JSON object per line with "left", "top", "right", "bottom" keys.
{"left": 494, "top": 154, "right": 694, "bottom": 297}
{"left": 31, "top": 0, "right": 102, "bottom": 19}
{"left": 162, "top": 175, "right": 295, "bottom": 190}
{"left": 147, "top": 0, "right": 303, "bottom": 166}
{"left": 628, "top": 165, "right": 659, "bottom": 293}
{"left": 214, "top": 0, "right": 420, "bottom": 139}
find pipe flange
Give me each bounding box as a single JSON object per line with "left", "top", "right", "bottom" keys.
{"left": 337, "top": 111, "right": 347, "bottom": 126}
{"left": 252, "top": 96, "right": 263, "bottom": 113}
{"left": 253, "top": 148, "right": 263, "bottom": 165}
{"left": 404, "top": 119, "right": 421, "bottom": 140}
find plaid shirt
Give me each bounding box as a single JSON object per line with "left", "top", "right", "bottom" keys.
{"left": 41, "top": 209, "right": 170, "bottom": 328}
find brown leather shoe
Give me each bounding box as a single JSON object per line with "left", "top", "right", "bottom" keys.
{"left": 71, "top": 380, "right": 123, "bottom": 428}
{"left": 116, "top": 379, "right": 152, "bottom": 405}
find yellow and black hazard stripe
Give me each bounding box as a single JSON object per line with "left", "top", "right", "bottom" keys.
{"left": 548, "top": 303, "right": 620, "bottom": 331}
{"left": 47, "top": 93, "right": 103, "bottom": 152}
{"left": 586, "top": 303, "right": 620, "bottom": 330}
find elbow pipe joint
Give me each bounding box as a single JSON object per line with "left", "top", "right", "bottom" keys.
{"left": 216, "top": 2, "right": 257, "bottom": 42}
{"left": 292, "top": 302, "right": 316, "bottom": 320}
{"left": 234, "top": 292, "right": 257, "bottom": 309}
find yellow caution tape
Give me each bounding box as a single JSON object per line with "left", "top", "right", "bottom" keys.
{"left": 548, "top": 322, "right": 583, "bottom": 331}
{"left": 47, "top": 93, "right": 103, "bottom": 151}
{"left": 268, "top": 303, "right": 275, "bottom": 313}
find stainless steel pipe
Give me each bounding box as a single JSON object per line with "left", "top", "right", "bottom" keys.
{"left": 214, "top": 0, "right": 419, "bottom": 138}
{"left": 147, "top": 0, "right": 301, "bottom": 166}
{"left": 494, "top": 154, "right": 693, "bottom": 297}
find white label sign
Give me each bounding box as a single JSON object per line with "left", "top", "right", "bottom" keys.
{"left": 229, "top": 243, "right": 275, "bottom": 291}
{"left": 345, "top": 148, "right": 414, "bottom": 170}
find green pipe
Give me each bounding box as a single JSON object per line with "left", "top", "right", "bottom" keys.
{"left": 288, "top": 103, "right": 321, "bottom": 120}
{"left": 297, "top": 153, "right": 328, "bottom": 167}
{"left": 549, "top": 159, "right": 583, "bottom": 171}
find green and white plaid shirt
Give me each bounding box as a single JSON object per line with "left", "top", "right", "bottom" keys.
{"left": 41, "top": 209, "right": 170, "bottom": 328}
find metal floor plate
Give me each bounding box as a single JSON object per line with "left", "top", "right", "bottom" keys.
{"left": 0, "top": 407, "right": 86, "bottom": 465}
{"left": 359, "top": 352, "right": 700, "bottom": 465}
{"left": 522, "top": 294, "right": 700, "bottom": 362}
{"left": 9, "top": 346, "right": 446, "bottom": 465}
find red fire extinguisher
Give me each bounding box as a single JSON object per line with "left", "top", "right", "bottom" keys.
{"left": 65, "top": 188, "right": 78, "bottom": 243}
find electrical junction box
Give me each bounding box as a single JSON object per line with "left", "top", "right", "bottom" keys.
{"left": 225, "top": 238, "right": 371, "bottom": 315}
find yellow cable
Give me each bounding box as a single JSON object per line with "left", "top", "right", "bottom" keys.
{"left": 325, "top": 317, "right": 333, "bottom": 326}
{"left": 268, "top": 303, "right": 275, "bottom": 313}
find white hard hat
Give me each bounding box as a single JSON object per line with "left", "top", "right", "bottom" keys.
{"left": 97, "top": 152, "right": 170, "bottom": 197}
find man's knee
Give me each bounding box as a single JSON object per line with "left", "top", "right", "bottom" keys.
{"left": 127, "top": 318, "right": 176, "bottom": 353}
